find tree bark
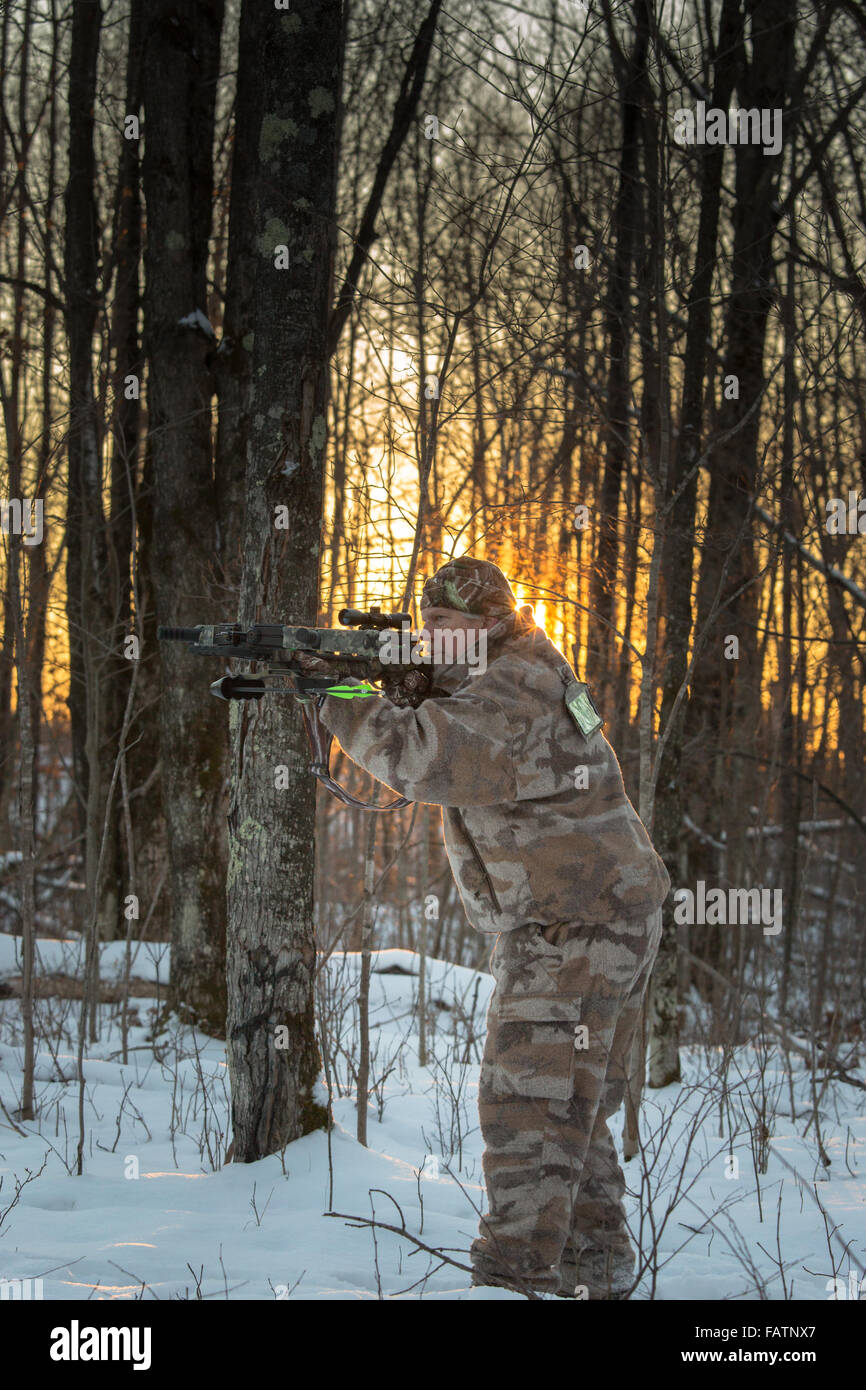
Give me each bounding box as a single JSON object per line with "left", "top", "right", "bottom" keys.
{"left": 213, "top": 0, "right": 261, "bottom": 596}
{"left": 356, "top": 810, "right": 378, "bottom": 1146}
{"left": 589, "top": 0, "right": 649, "bottom": 732}
{"left": 684, "top": 0, "right": 797, "bottom": 883}
{"left": 649, "top": 0, "right": 744, "bottom": 1088}
{"left": 65, "top": 0, "right": 125, "bottom": 947}
{"left": 141, "top": 0, "right": 227, "bottom": 1031}
{"left": 225, "top": 0, "right": 345, "bottom": 1161}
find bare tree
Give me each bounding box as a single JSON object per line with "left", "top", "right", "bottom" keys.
{"left": 225, "top": 0, "right": 346, "bottom": 1160}
{"left": 141, "top": 0, "right": 228, "bottom": 1031}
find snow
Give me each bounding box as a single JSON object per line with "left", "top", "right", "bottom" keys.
{"left": 0, "top": 934, "right": 169, "bottom": 985}
{"left": 0, "top": 942, "right": 864, "bottom": 1301}
{"left": 176, "top": 309, "right": 215, "bottom": 339}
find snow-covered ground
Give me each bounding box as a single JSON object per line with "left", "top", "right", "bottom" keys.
{"left": 0, "top": 940, "right": 864, "bottom": 1300}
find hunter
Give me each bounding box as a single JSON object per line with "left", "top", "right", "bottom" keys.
{"left": 299, "top": 557, "right": 670, "bottom": 1298}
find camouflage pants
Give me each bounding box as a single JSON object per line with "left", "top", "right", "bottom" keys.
{"left": 471, "top": 907, "right": 663, "bottom": 1297}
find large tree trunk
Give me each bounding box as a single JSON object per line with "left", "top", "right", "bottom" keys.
{"left": 62, "top": 0, "right": 98, "bottom": 900}
{"left": 0, "top": 0, "right": 11, "bottom": 825}
{"left": 225, "top": 0, "right": 345, "bottom": 1162}
{"left": 212, "top": 0, "right": 260, "bottom": 595}
{"left": 107, "top": 0, "right": 144, "bottom": 921}
{"left": 684, "top": 0, "right": 797, "bottom": 890}
{"left": 776, "top": 245, "right": 802, "bottom": 1017}
{"left": 6, "top": 0, "right": 36, "bottom": 1112}
{"left": 141, "top": 0, "right": 227, "bottom": 1031}
{"left": 26, "top": 0, "right": 59, "bottom": 836}
{"left": 110, "top": 0, "right": 169, "bottom": 939}
{"left": 588, "top": 1, "right": 649, "bottom": 734}
{"left": 65, "top": 0, "right": 122, "bottom": 947}
{"left": 648, "top": 0, "right": 744, "bottom": 1087}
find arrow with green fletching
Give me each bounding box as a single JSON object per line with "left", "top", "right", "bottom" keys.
{"left": 323, "top": 682, "right": 379, "bottom": 699}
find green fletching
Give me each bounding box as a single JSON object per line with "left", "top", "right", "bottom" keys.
{"left": 326, "top": 682, "right": 378, "bottom": 699}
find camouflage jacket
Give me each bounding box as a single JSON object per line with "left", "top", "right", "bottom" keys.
{"left": 319, "top": 624, "right": 671, "bottom": 935}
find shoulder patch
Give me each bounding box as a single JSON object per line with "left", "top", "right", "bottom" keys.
{"left": 563, "top": 679, "right": 603, "bottom": 737}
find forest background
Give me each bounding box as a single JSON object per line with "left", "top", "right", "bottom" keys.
{"left": 1, "top": 0, "right": 864, "bottom": 1160}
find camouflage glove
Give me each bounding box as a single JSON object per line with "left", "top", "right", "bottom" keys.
{"left": 381, "top": 668, "right": 432, "bottom": 709}
{"left": 296, "top": 652, "right": 335, "bottom": 678}
{"left": 297, "top": 652, "right": 431, "bottom": 706}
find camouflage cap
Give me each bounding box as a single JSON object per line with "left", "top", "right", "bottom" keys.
{"left": 420, "top": 556, "right": 518, "bottom": 619}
